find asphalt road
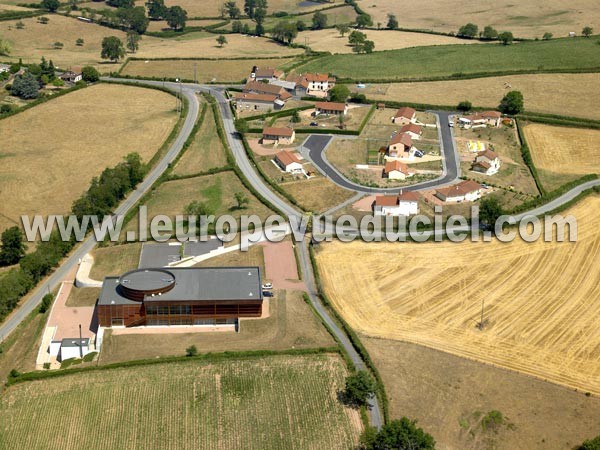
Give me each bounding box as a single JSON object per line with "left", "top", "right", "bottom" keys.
{"left": 300, "top": 111, "right": 460, "bottom": 194}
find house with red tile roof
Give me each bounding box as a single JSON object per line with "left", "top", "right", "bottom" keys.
{"left": 471, "top": 149, "right": 501, "bottom": 175}
{"left": 274, "top": 150, "right": 304, "bottom": 174}
{"left": 233, "top": 92, "right": 284, "bottom": 111}
{"left": 373, "top": 191, "right": 420, "bottom": 216}
{"left": 400, "top": 123, "right": 423, "bottom": 140}
{"left": 383, "top": 160, "right": 415, "bottom": 180}
{"left": 262, "top": 126, "right": 296, "bottom": 145}
{"left": 387, "top": 132, "right": 414, "bottom": 158}
{"left": 392, "top": 106, "right": 417, "bottom": 125}
{"left": 315, "top": 101, "right": 348, "bottom": 115}
{"left": 435, "top": 180, "right": 483, "bottom": 202}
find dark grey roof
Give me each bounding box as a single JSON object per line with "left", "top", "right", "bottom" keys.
{"left": 98, "top": 267, "right": 262, "bottom": 306}
{"left": 61, "top": 338, "right": 89, "bottom": 347}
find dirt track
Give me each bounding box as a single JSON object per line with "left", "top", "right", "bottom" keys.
{"left": 316, "top": 197, "right": 600, "bottom": 395}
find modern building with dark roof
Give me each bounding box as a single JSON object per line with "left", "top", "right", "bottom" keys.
{"left": 97, "top": 267, "right": 263, "bottom": 327}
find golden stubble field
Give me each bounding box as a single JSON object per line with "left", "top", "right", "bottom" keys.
{"left": 365, "top": 0, "right": 600, "bottom": 38}
{"left": 356, "top": 73, "right": 600, "bottom": 121}
{"left": 524, "top": 123, "right": 600, "bottom": 191}
{"left": 298, "top": 28, "right": 481, "bottom": 54}
{"left": 0, "top": 84, "right": 178, "bottom": 230}
{"left": 0, "top": 15, "right": 301, "bottom": 68}
{"left": 316, "top": 197, "right": 600, "bottom": 395}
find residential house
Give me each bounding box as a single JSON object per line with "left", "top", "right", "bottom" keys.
{"left": 400, "top": 123, "right": 422, "bottom": 140}
{"left": 480, "top": 111, "right": 502, "bottom": 127}
{"left": 392, "top": 106, "right": 416, "bottom": 125}
{"left": 387, "top": 132, "right": 414, "bottom": 158}
{"left": 460, "top": 111, "right": 502, "bottom": 128}
{"left": 233, "top": 92, "right": 284, "bottom": 111}
{"left": 373, "top": 191, "right": 420, "bottom": 216}
{"left": 315, "top": 101, "right": 348, "bottom": 115}
{"left": 383, "top": 160, "right": 415, "bottom": 180}
{"left": 274, "top": 150, "right": 304, "bottom": 174}
{"left": 262, "top": 126, "right": 296, "bottom": 145}
{"left": 471, "top": 149, "right": 501, "bottom": 175}
{"left": 304, "top": 73, "right": 335, "bottom": 96}
{"left": 243, "top": 80, "right": 292, "bottom": 102}
{"left": 251, "top": 66, "right": 284, "bottom": 82}
{"left": 435, "top": 180, "right": 483, "bottom": 202}
{"left": 59, "top": 71, "right": 82, "bottom": 83}
{"left": 0, "top": 63, "right": 10, "bottom": 73}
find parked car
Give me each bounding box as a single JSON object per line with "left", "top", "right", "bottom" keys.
{"left": 262, "top": 283, "right": 273, "bottom": 290}
{"left": 309, "top": 122, "right": 318, "bottom": 126}
{"left": 262, "top": 291, "right": 274, "bottom": 297}
{"left": 448, "top": 121, "right": 454, "bottom": 127}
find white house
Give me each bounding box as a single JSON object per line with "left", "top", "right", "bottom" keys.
{"left": 400, "top": 123, "right": 422, "bottom": 140}
{"left": 435, "top": 180, "right": 483, "bottom": 202}
{"left": 304, "top": 73, "right": 335, "bottom": 96}
{"left": 315, "top": 101, "right": 348, "bottom": 115}
{"left": 262, "top": 126, "right": 296, "bottom": 145}
{"left": 0, "top": 63, "right": 10, "bottom": 73}
{"left": 233, "top": 92, "right": 284, "bottom": 111}
{"left": 373, "top": 191, "right": 420, "bottom": 216}
{"left": 383, "top": 160, "right": 415, "bottom": 180}
{"left": 58, "top": 338, "right": 91, "bottom": 361}
{"left": 274, "top": 150, "right": 303, "bottom": 174}
{"left": 59, "top": 71, "right": 82, "bottom": 83}
{"left": 471, "top": 149, "right": 501, "bottom": 175}
{"left": 392, "top": 106, "right": 417, "bottom": 125}
{"left": 460, "top": 111, "right": 502, "bottom": 128}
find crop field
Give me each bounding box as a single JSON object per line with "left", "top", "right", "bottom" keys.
{"left": 173, "top": 103, "right": 230, "bottom": 176}
{"left": 295, "top": 38, "right": 600, "bottom": 80}
{"left": 524, "top": 123, "right": 600, "bottom": 191}
{"left": 365, "top": 0, "right": 600, "bottom": 39}
{"left": 0, "top": 15, "right": 301, "bottom": 68}
{"left": 315, "top": 197, "right": 600, "bottom": 395}
{"left": 364, "top": 337, "right": 600, "bottom": 450}
{"left": 124, "top": 171, "right": 275, "bottom": 233}
{"left": 121, "top": 57, "right": 295, "bottom": 83}
{"left": 100, "top": 290, "right": 335, "bottom": 363}
{"left": 0, "top": 354, "right": 361, "bottom": 450}
{"left": 356, "top": 73, "right": 600, "bottom": 120}
{"left": 298, "top": 28, "right": 481, "bottom": 54}
{"left": 0, "top": 84, "right": 177, "bottom": 232}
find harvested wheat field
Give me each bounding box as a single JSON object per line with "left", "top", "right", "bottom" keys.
{"left": 366, "top": 0, "right": 600, "bottom": 38}
{"left": 357, "top": 73, "right": 600, "bottom": 121}
{"left": 524, "top": 123, "right": 600, "bottom": 191}
{"left": 316, "top": 196, "right": 600, "bottom": 395}
{"left": 0, "top": 354, "right": 361, "bottom": 450}
{"left": 121, "top": 57, "right": 296, "bottom": 83}
{"left": 0, "top": 15, "right": 301, "bottom": 68}
{"left": 298, "top": 28, "right": 481, "bottom": 54}
{"left": 0, "top": 84, "right": 178, "bottom": 231}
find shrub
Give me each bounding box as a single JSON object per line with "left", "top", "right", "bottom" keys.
{"left": 185, "top": 345, "right": 198, "bottom": 356}
{"left": 38, "top": 293, "right": 53, "bottom": 313}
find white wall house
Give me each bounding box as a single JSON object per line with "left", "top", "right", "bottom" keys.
{"left": 435, "top": 180, "right": 483, "bottom": 202}
{"left": 374, "top": 192, "right": 419, "bottom": 216}
{"left": 471, "top": 149, "right": 501, "bottom": 176}
{"left": 274, "top": 150, "right": 304, "bottom": 174}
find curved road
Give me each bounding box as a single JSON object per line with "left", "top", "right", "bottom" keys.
{"left": 302, "top": 111, "right": 461, "bottom": 194}
{"left": 2, "top": 79, "right": 600, "bottom": 430}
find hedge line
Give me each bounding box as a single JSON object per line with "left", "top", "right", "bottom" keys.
{"left": 0, "top": 9, "right": 44, "bottom": 21}
{"left": 515, "top": 119, "right": 546, "bottom": 196}
{"left": 308, "top": 243, "right": 390, "bottom": 423}
{"left": 7, "top": 347, "right": 341, "bottom": 386}
{"left": 242, "top": 104, "right": 313, "bottom": 122}
{"left": 517, "top": 113, "right": 600, "bottom": 130}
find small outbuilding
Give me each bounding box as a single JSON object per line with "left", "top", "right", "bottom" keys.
{"left": 58, "top": 338, "right": 90, "bottom": 361}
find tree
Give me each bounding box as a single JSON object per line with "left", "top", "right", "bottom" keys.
{"left": 166, "top": 5, "right": 187, "bottom": 31}
{"left": 255, "top": 22, "right": 264, "bottom": 36}
{"left": 185, "top": 345, "right": 198, "bottom": 356}
{"left": 458, "top": 22, "right": 478, "bottom": 38}
{"left": 295, "top": 20, "right": 306, "bottom": 31}
{"left": 542, "top": 32, "right": 553, "bottom": 40}
{"left": 348, "top": 29, "right": 367, "bottom": 52}
{"left": 361, "top": 417, "right": 436, "bottom": 450}
{"left": 498, "top": 30, "right": 514, "bottom": 45}
{"left": 363, "top": 39, "right": 375, "bottom": 53}
{"left": 582, "top": 26, "right": 593, "bottom": 37}
{"left": 271, "top": 21, "right": 298, "bottom": 44}
{"left": 386, "top": 13, "right": 398, "bottom": 30}
{"left": 291, "top": 110, "right": 301, "bottom": 123}
{"left": 0, "top": 39, "right": 10, "bottom": 56}
{"left": 499, "top": 90, "right": 523, "bottom": 114}
{"left": 482, "top": 25, "right": 498, "bottom": 40}
{"left": 0, "top": 226, "right": 27, "bottom": 266}
{"left": 312, "top": 11, "right": 327, "bottom": 29}
{"left": 76, "top": 37, "right": 84, "bottom": 46}
{"left": 479, "top": 196, "right": 504, "bottom": 229}
{"left": 81, "top": 66, "right": 100, "bottom": 82}
{"left": 232, "top": 20, "right": 243, "bottom": 32}
{"left": 241, "top": 23, "right": 250, "bottom": 34}
{"left": 253, "top": 3, "right": 266, "bottom": 35}
{"left": 579, "top": 435, "right": 600, "bottom": 450}
{"left": 216, "top": 35, "right": 228, "bottom": 47}
{"left": 344, "top": 371, "right": 376, "bottom": 406}
{"left": 101, "top": 36, "right": 125, "bottom": 62}
{"left": 11, "top": 72, "right": 39, "bottom": 99}
{"left": 356, "top": 13, "right": 372, "bottom": 28}
{"left": 38, "top": 293, "right": 53, "bottom": 313}
{"left": 38, "top": 16, "right": 50, "bottom": 24}
{"left": 41, "top": 0, "right": 60, "bottom": 12}
{"left": 15, "top": 21, "right": 25, "bottom": 29}
{"left": 336, "top": 24, "right": 350, "bottom": 37}
{"left": 234, "top": 192, "right": 249, "bottom": 209}
{"left": 53, "top": 41, "right": 64, "bottom": 50}
{"left": 329, "top": 84, "right": 350, "bottom": 102}
{"left": 457, "top": 100, "right": 472, "bottom": 112}
{"left": 117, "top": 6, "right": 149, "bottom": 34}
{"left": 107, "top": 0, "right": 134, "bottom": 7}
{"left": 146, "top": 0, "right": 167, "bottom": 20}
{"left": 235, "top": 118, "right": 249, "bottom": 133}
{"left": 224, "top": 1, "right": 241, "bottom": 19}
{"left": 184, "top": 200, "right": 213, "bottom": 218}
{"left": 244, "top": 0, "right": 256, "bottom": 18}
{"left": 126, "top": 30, "right": 141, "bottom": 52}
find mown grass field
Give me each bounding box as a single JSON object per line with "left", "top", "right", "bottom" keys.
{"left": 298, "top": 28, "right": 482, "bottom": 54}
{"left": 173, "top": 102, "right": 230, "bottom": 176}
{"left": 296, "top": 38, "right": 600, "bottom": 80}
{"left": 366, "top": 0, "right": 600, "bottom": 39}
{"left": 89, "top": 243, "right": 142, "bottom": 280}
{"left": 280, "top": 177, "right": 355, "bottom": 213}
{"left": 316, "top": 196, "right": 600, "bottom": 396}
{"left": 0, "top": 84, "right": 178, "bottom": 233}
{"left": 121, "top": 57, "right": 295, "bottom": 83}
{"left": 0, "top": 354, "right": 361, "bottom": 450}
{"left": 0, "top": 15, "right": 301, "bottom": 68}
{"left": 100, "top": 290, "right": 335, "bottom": 363}
{"left": 524, "top": 123, "right": 600, "bottom": 191}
